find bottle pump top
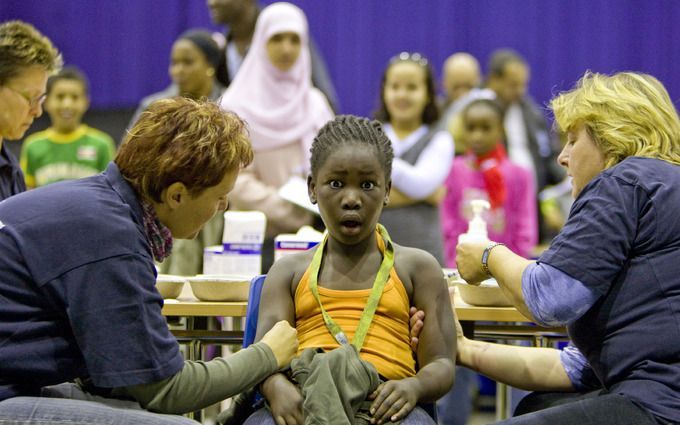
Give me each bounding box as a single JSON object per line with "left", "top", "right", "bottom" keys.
{"left": 467, "top": 199, "right": 490, "bottom": 240}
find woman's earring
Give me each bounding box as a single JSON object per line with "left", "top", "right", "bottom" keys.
{"left": 206, "top": 68, "right": 215, "bottom": 77}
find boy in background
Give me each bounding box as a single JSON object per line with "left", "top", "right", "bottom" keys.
{"left": 20, "top": 65, "right": 115, "bottom": 188}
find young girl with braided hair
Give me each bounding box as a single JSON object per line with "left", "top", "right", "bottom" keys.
{"left": 245, "top": 115, "right": 455, "bottom": 425}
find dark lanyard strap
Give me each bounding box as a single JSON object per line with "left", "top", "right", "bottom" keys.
{"left": 307, "top": 224, "right": 395, "bottom": 351}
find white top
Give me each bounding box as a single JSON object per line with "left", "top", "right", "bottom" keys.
{"left": 504, "top": 103, "right": 537, "bottom": 183}
{"left": 384, "top": 124, "right": 454, "bottom": 199}
{"left": 226, "top": 41, "right": 244, "bottom": 79}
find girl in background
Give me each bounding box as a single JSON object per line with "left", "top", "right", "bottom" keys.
{"left": 438, "top": 98, "right": 537, "bottom": 425}
{"left": 441, "top": 98, "right": 537, "bottom": 267}
{"left": 374, "top": 52, "right": 453, "bottom": 265}
{"left": 220, "top": 2, "right": 333, "bottom": 271}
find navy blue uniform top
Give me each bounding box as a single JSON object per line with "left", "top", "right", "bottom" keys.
{"left": 0, "top": 142, "right": 26, "bottom": 201}
{"left": 0, "top": 162, "right": 183, "bottom": 400}
{"left": 539, "top": 157, "right": 680, "bottom": 422}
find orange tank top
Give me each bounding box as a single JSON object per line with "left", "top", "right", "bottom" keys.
{"left": 294, "top": 235, "right": 416, "bottom": 380}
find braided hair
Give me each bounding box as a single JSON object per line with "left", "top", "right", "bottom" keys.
{"left": 310, "top": 115, "right": 394, "bottom": 180}
{"left": 462, "top": 98, "right": 505, "bottom": 122}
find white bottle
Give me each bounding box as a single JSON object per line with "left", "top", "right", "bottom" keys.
{"left": 458, "top": 199, "right": 491, "bottom": 245}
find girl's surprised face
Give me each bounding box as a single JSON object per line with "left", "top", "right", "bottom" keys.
{"left": 383, "top": 61, "right": 429, "bottom": 126}
{"left": 266, "top": 32, "right": 301, "bottom": 72}
{"left": 464, "top": 103, "right": 504, "bottom": 156}
{"left": 308, "top": 144, "right": 389, "bottom": 245}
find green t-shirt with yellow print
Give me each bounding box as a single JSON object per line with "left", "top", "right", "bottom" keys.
{"left": 20, "top": 125, "right": 116, "bottom": 188}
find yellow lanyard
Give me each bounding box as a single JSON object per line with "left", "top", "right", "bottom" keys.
{"left": 307, "top": 224, "right": 395, "bottom": 351}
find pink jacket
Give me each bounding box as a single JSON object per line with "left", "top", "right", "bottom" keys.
{"left": 441, "top": 154, "right": 538, "bottom": 267}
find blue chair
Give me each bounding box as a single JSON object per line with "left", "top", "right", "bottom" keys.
{"left": 243, "top": 274, "right": 267, "bottom": 348}
{"left": 216, "top": 275, "right": 268, "bottom": 425}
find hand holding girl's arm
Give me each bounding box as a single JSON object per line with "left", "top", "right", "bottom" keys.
{"left": 254, "top": 257, "right": 305, "bottom": 424}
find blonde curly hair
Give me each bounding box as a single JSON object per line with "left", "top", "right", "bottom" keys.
{"left": 550, "top": 71, "right": 680, "bottom": 168}
{"left": 0, "top": 20, "right": 62, "bottom": 85}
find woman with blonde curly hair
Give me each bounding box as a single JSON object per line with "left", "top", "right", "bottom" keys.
{"left": 453, "top": 71, "right": 680, "bottom": 424}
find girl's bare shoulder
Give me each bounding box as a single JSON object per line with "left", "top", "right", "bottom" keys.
{"left": 393, "top": 242, "right": 440, "bottom": 270}
{"left": 392, "top": 243, "right": 443, "bottom": 296}
{"left": 266, "top": 247, "right": 317, "bottom": 290}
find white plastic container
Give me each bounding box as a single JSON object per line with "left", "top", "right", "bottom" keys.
{"left": 455, "top": 278, "right": 512, "bottom": 307}
{"left": 203, "top": 211, "right": 266, "bottom": 275}
{"left": 458, "top": 199, "right": 491, "bottom": 245}
{"left": 155, "top": 274, "right": 187, "bottom": 299}
{"left": 188, "top": 274, "right": 253, "bottom": 301}
{"left": 274, "top": 226, "right": 324, "bottom": 262}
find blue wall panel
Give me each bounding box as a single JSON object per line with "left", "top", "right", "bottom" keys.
{"left": 2, "top": 0, "right": 678, "bottom": 119}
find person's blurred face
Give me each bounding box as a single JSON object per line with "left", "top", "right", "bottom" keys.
{"left": 44, "top": 79, "right": 89, "bottom": 133}
{"left": 444, "top": 65, "right": 479, "bottom": 103}
{"left": 169, "top": 39, "right": 214, "bottom": 99}
{"left": 464, "top": 103, "right": 504, "bottom": 156}
{"left": 266, "top": 32, "right": 301, "bottom": 72}
{"left": 206, "top": 0, "right": 246, "bottom": 25}
{"left": 492, "top": 61, "right": 529, "bottom": 106}
{"left": 558, "top": 126, "right": 606, "bottom": 199}
{"left": 163, "top": 167, "right": 239, "bottom": 239}
{"left": 384, "top": 61, "right": 429, "bottom": 127}
{"left": 0, "top": 65, "right": 48, "bottom": 141}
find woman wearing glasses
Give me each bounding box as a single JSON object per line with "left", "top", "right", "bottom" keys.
{"left": 0, "top": 20, "right": 61, "bottom": 201}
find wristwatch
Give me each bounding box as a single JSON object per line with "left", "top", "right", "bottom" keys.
{"left": 481, "top": 242, "right": 505, "bottom": 276}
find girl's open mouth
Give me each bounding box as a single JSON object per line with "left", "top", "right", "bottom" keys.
{"left": 341, "top": 220, "right": 360, "bottom": 228}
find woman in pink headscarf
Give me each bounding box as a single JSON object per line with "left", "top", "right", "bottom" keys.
{"left": 220, "top": 2, "right": 333, "bottom": 270}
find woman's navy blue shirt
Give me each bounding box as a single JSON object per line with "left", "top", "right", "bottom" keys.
{"left": 540, "top": 157, "right": 680, "bottom": 423}
{"left": 0, "top": 162, "right": 183, "bottom": 400}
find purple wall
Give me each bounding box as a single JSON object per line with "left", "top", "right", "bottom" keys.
{"left": 2, "top": 0, "right": 679, "bottom": 118}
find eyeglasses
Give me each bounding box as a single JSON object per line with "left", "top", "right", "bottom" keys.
{"left": 4, "top": 85, "right": 47, "bottom": 109}
{"left": 390, "top": 51, "right": 429, "bottom": 67}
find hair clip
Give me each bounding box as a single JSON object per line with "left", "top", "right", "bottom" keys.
{"left": 390, "top": 51, "right": 429, "bottom": 67}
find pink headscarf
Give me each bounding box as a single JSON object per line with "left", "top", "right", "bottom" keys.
{"left": 220, "top": 2, "right": 333, "bottom": 158}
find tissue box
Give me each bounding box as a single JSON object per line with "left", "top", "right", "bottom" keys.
{"left": 222, "top": 211, "right": 266, "bottom": 245}
{"left": 204, "top": 244, "right": 262, "bottom": 275}
{"left": 274, "top": 226, "right": 324, "bottom": 262}
{"left": 203, "top": 211, "right": 266, "bottom": 275}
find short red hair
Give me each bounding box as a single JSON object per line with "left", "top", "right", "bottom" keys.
{"left": 116, "top": 97, "right": 253, "bottom": 202}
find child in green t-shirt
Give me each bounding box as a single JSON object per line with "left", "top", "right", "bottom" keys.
{"left": 20, "top": 66, "right": 115, "bottom": 188}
